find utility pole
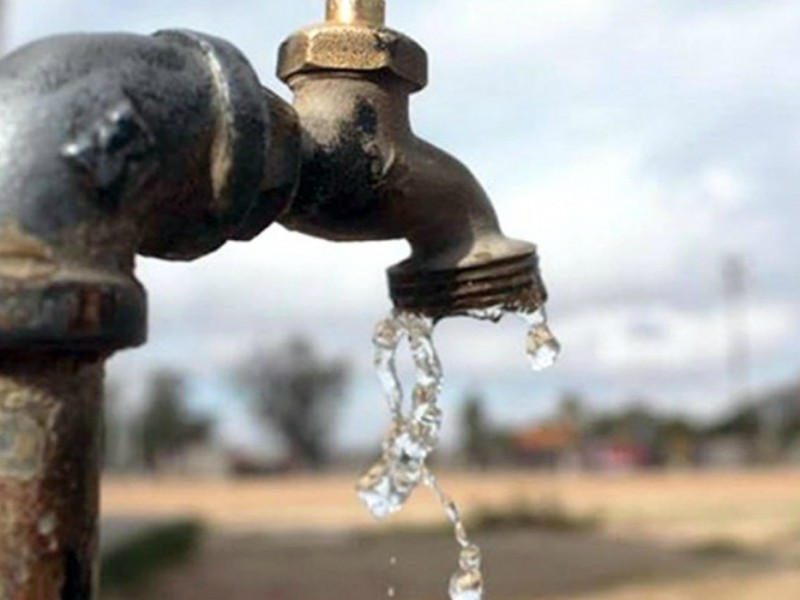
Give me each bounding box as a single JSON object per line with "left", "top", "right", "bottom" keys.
{"left": 723, "top": 255, "right": 752, "bottom": 455}
{"left": 723, "top": 254, "right": 748, "bottom": 407}
{"left": 723, "top": 254, "right": 775, "bottom": 463}
{"left": 0, "top": 0, "right": 6, "bottom": 54}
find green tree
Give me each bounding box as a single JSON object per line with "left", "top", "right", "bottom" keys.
{"left": 238, "top": 337, "right": 348, "bottom": 470}
{"left": 139, "top": 371, "right": 213, "bottom": 472}
{"left": 557, "top": 392, "right": 586, "bottom": 431}
{"left": 556, "top": 392, "right": 586, "bottom": 464}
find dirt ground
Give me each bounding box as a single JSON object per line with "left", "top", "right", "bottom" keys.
{"left": 102, "top": 469, "right": 800, "bottom": 599}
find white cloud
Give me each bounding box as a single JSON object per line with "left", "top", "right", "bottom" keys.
{"left": 701, "top": 167, "right": 748, "bottom": 211}
{"left": 557, "top": 302, "right": 798, "bottom": 374}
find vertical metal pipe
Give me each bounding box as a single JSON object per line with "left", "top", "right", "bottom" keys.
{"left": 0, "top": 355, "right": 103, "bottom": 599}
{"left": 326, "top": 0, "right": 385, "bottom": 26}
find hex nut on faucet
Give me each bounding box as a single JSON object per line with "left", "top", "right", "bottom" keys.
{"left": 278, "top": 23, "right": 428, "bottom": 91}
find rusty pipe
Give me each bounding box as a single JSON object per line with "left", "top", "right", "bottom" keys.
{"left": 0, "top": 355, "right": 103, "bottom": 599}
{"left": 277, "top": 14, "right": 547, "bottom": 319}
{"left": 0, "top": 30, "right": 301, "bottom": 598}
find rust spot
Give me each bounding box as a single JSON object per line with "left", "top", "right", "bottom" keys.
{"left": 0, "top": 222, "right": 56, "bottom": 281}
{"left": 0, "top": 222, "right": 52, "bottom": 262}
{"left": 72, "top": 288, "right": 103, "bottom": 333}
{"left": 0, "top": 411, "right": 45, "bottom": 481}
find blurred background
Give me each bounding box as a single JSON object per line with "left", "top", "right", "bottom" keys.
{"left": 3, "top": 1, "right": 800, "bottom": 599}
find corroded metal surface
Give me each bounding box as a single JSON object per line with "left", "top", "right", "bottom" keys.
{"left": 0, "top": 356, "right": 102, "bottom": 599}
{"left": 388, "top": 252, "right": 548, "bottom": 320}
{"left": 0, "top": 29, "right": 303, "bottom": 596}
{"left": 0, "top": 276, "right": 146, "bottom": 353}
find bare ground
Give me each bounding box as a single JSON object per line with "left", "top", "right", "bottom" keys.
{"left": 101, "top": 469, "right": 800, "bottom": 599}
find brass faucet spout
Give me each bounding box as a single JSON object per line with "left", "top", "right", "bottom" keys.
{"left": 277, "top": 3, "right": 549, "bottom": 319}
{"left": 326, "top": 0, "right": 385, "bottom": 27}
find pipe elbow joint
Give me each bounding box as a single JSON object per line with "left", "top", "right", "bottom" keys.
{"left": 0, "top": 30, "right": 300, "bottom": 353}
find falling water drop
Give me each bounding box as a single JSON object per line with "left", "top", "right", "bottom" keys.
{"left": 449, "top": 544, "right": 484, "bottom": 600}
{"left": 519, "top": 308, "right": 561, "bottom": 372}
{"left": 468, "top": 305, "right": 561, "bottom": 371}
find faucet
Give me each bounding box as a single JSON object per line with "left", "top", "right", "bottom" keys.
{"left": 278, "top": 0, "right": 547, "bottom": 318}
{"left": 0, "top": 1, "right": 548, "bottom": 597}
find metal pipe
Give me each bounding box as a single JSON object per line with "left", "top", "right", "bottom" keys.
{"left": 0, "top": 29, "right": 301, "bottom": 597}
{"left": 326, "top": 0, "right": 385, "bottom": 26}
{"left": 0, "top": 0, "right": 6, "bottom": 55}
{"left": 0, "top": 354, "right": 103, "bottom": 599}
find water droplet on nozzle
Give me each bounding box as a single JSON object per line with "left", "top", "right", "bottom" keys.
{"left": 519, "top": 308, "right": 561, "bottom": 372}
{"left": 468, "top": 304, "right": 561, "bottom": 371}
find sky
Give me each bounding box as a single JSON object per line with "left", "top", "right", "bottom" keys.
{"left": 3, "top": 1, "right": 799, "bottom": 451}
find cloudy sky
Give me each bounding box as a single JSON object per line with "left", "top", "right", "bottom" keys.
{"left": 4, "top": 1, "right": 799, "bottom": 449}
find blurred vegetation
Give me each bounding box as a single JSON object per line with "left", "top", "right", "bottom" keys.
{"left": 101, "top": 520, "right": 205, "bottom": 593}
{"left": 236, "top": 337, "right": 348, "bottom": 470}
{"left": 361, "top": 497, "right": 601, "bottom": 541}
{"left": 461, "top": 392, "right": 492, "bottom": 469}
{"left": 139, "top": 371, "right": 214, "bottom": 472}
{"left": 101, "top": 345, "right": 798, "bottom": 476}
{"left": 688, "top": 538, "right": 761, "bottom": 560}
{"left": 469, "top": 497, "right": 601, "bottom": 533}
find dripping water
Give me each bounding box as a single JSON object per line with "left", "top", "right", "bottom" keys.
{"left": 468, "top": 306, "right": 562, "bottom": 372}
{"left": 357, "top": 305, "right": 560, "bottom": 600}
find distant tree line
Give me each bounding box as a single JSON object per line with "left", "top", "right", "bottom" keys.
{"left": 104, "top": 337, "right": 800, "bottom": 475}
{"left": 104, "top": 336, "right": 349, "bottom": 474}
{"left": 458, "top": 382, "right": 800, "bottom": 471}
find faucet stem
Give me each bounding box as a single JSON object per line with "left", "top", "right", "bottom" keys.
{"left": 326, "top": 0, "right": 385, "bottom": 26}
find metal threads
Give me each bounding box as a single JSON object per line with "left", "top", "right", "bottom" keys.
{"left": 326, "top": 0, "right": 385, "bottom": 27}
{"left": 388, "top": 253, "right": 548, "bottom": 320}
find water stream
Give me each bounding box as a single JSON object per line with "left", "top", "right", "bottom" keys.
{"left": 357, "top": 307, "right": 560, "bottom": 599}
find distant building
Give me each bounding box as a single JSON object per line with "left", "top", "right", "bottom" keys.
{"left": 511, "top": 422, "right": 580, "bottom": 469}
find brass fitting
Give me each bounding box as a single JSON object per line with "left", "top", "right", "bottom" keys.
{"left": 326, "top": 0, "right": 385, "bottom": 26}
{"left": 277, "top": 0, "right": 428, "bottom": 91}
